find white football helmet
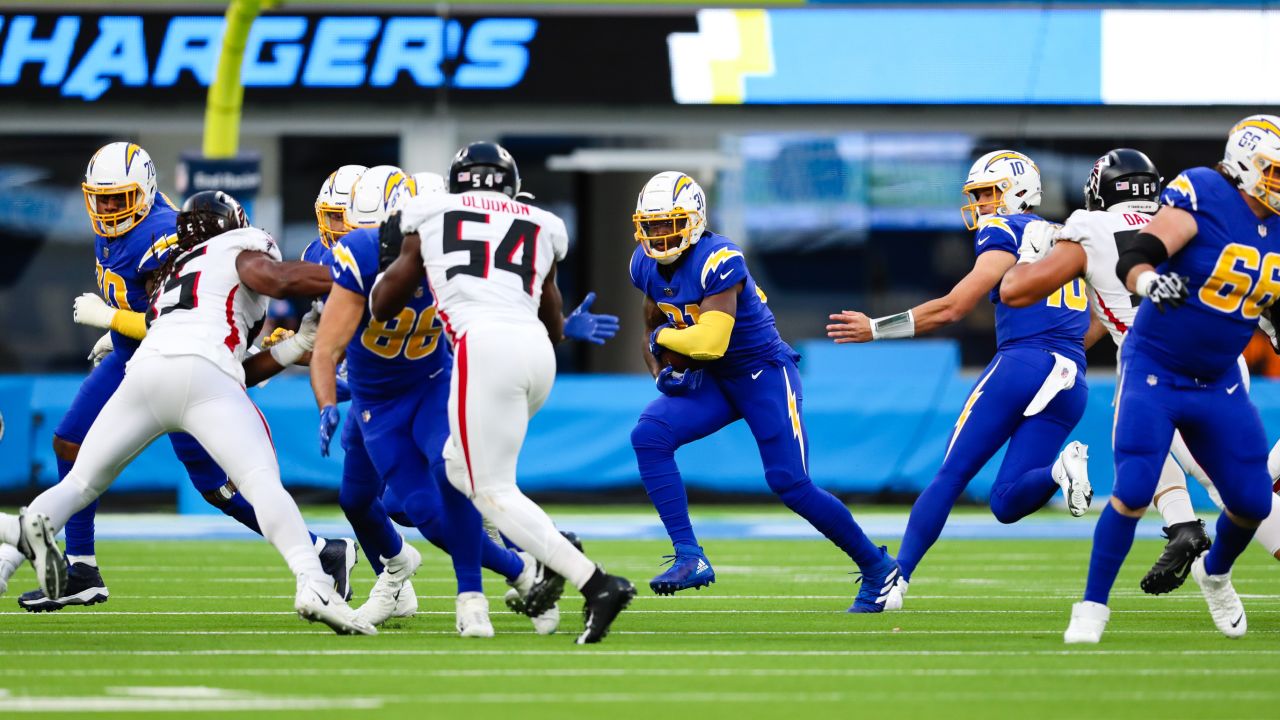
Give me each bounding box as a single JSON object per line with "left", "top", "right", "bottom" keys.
{"left": 345, "top": 165, "right": 412, "bottom": 229}
{"left": 633, "top": 171, "right": 707, "bottom": 264}
{"left": 82, "top": 141, "right": 158, "bottom": 238}
{"left": 412, "top": 172, "right": 447, "bottom": 196}
{"left": 961, "top": 150, "right": 1042, "bottom": 230}
{"left": 315, "top": 164, "right": 366, "bottom": 247}
{"left": 1222, "top": 115, "right": 1280, "bottom": 216}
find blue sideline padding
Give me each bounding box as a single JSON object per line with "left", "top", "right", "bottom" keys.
{"left": 3, "top": 340, "right": 1278, "bottom": 513}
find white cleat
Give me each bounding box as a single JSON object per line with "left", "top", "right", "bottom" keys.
{"left": 884, "top": 576, "right": 908, "bottom": 611}
{"left": 1052, "top": 441, "right": 1093, "bottom": 517}
{"left": 504, "top": 551, "right": 538, "bottom": 613}
{"left": 529, "top": 603, "right": 561, "bottom": 635}
{"left": 1063, "top": 600, "right": 1110, "bottom": 644}
{"left": 456, "top": 591, "right": 495, "bottom": 638}
{"left": 354, "top": 544, "right": 422, "bottom": 626}
{"left": 295, "top": 575, "right": 377, "bottom": 636}
{"left": 17, "top": 508, "right": 66, "bottom": 600}
{"left": 1191, "top": 553, "right": 1246, "bottom": 639}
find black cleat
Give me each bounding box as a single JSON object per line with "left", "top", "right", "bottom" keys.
{"left": 521, "top": 531, "right": 583, "bottom": 618}
{"left": 1141, "top": 520, "right": 1212, "bottom": 595}
{"left": 19, "top": 562, "right": 108, "bottom": 612}
{"left": 318, "top": 537, "right": 358, "bottom": 602}
{"left": 576, "top": 574, "right": 636, "bottom": 644}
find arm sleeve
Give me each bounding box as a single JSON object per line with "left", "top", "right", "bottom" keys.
{"left": 109, "top": 309, "right": 148, "bottom": 340}
{"left": 655, "top": 310, "right": 735, "bottom": 361}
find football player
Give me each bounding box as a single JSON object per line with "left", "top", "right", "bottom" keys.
{"left": 1, "top": 190, "right": 373, "bottom": 635}
{"left": 1000, "top": 149, "right": 1280, "bottom": 594}
{"left": 373, "top": 142, "right": 635, "bottom": 643}
{"left": 630, "top": 171, "right": 899, "bottom": 611}
{"left": 0, "top": 143, "right": 354, "bottom": 610}
{"left": 1063, "top": 116, "right": 1280, "bottom": 643}
{"left": 828, "top": 151, "right": 1093, "bottom": 609}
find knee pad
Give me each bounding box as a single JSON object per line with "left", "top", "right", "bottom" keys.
{"left": 1112, "top": 457, "right": 1163, "bottom": 511}
{"left": 631, "top": 417, "right": 676, "bottom": 455}
{"left": 398, "top": 487, "right": 443, "bottom": 529}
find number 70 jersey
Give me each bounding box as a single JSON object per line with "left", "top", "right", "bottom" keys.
{"left": 400, "top": 191, "right": 569, "bottom": 339}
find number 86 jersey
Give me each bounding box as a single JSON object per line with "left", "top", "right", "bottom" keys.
{"left": 1127, "top": 167, "right": 1280, "bottom": 381}
{"left": 400, "top": 190, "right": 569, "bottom": 340}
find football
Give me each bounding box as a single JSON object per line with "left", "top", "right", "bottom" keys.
{"left": 660, "top": 348, "right": 704, "bottom": 372}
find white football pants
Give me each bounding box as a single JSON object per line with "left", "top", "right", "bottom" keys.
{"left": 443, "top": 322, "right": 597, "bottom": 590}
{"left": 25, "top": 354, "right": 324, "bottom": 580}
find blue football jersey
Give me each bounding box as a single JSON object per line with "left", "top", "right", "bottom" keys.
{"left": 1126, "top": 167, "right": 1280, "bottom": 381}
{"left": 629, "top": 230, "right": 790, "bottom": 373}
{"left": 975, "top": 213, "right": 1089, "bottom": 363}
{"left": 94, "top": 191, "right": 180, "bottom": 360}
{"left": 330, "top": 227, "right": 450, "bottom": 398}
{"left": 301, "top": 236, "right": 331, "bottom": 267}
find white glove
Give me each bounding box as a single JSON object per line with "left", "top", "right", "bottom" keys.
{"left": 88, "top": 332, "right": 114, "bottom": 367}
{"left": 73, "top": 293, "right": 116, "bottom": 329}
{"left": 1017, "top": 221, "right": 1060, "bottom": 264}
{"left": 269, "top": 309, "right": 319, "bottom": 366}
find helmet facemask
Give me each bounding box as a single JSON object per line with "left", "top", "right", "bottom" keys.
{"left": 314, "top": 203, "right": 350, "bottom": 248}
{"left": 1251, "top": 153, "right": 1280, "bottom": 216}
{"left": 634, "top": 208, "right": 698, "bottom": 264}
{"left": 83, "top": 183, "right": 146, "bottom": 238}
{"left": 960, "top": 180, "right": 1012, "bottom": 231}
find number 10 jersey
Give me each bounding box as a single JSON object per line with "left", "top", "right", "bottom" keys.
{"left": 400, "top": 191, "right": 569, "bottom": 339}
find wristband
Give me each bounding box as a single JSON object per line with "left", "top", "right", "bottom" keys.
{"left": 269, "top": 336, "right": 309, "bottom": 366}
{"left": 1134, "top": 270, "right": 1158, "bottom": 298}
{"left": 870, "top": 310, "right": 915, "bottom": 340}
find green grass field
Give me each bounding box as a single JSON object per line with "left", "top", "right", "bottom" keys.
{"left": 1, "top": 518, "right": 1279, "bottom": 719}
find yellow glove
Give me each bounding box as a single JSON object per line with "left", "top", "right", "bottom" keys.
{"left": 260, "top": 327, "right": 295, "bottom": 350}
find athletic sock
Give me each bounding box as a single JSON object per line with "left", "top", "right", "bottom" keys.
{"left": 1083, "top": 504, "right": 1140, "bottom": 605}
{"left": 778, "top": 482, "right": 882, "bottom": 569}
{"left": 66, "top": 554, "right": 97, "bottom": 568}
{"left": 581, "top": 568, "right": 607, "bottom": 597}
{"left": 1204, "top": 512, "right": 1258, "bottom": 576}
{"left": 58, "top": 455, "right": 99, "bottom": 558}
{"left": 1154, "top": 487, "right": 1197, "bottom": 527}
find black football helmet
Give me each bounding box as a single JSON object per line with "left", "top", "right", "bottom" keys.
{"left": 176, "top": 190, "right": 249, "bottom": 246}
{"left": 1084, "top": 148, "right": 1162, "bottom": 212}
{"left": 448, "top": 142, "right": 521, "bottom": 199}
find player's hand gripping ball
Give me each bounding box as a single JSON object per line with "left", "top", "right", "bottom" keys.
{"left": 648, "top": 322, "right": 702, "bottom": 371}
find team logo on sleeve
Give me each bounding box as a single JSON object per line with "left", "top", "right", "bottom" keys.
{"left": 1165, "top": 174, "right": 1198, "bottom": 211}
{"left": 700, "top": 247, "right": 744, "bottom": 288}
{"left": 331, "top": 243, "right": 364, "bottom": 291}
{"left": 977, "top": 216, "right": 1016, "bottom": 239}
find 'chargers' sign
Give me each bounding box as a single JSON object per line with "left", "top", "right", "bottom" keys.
{"left": 0, "top": 13, "right": 538, "bottom": 101}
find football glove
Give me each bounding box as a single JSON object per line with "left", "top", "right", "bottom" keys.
{"left": 269, "top": 309, "right": 319, "bottom": 367}
{"left": 72, "top": 293, "right": 115, "bottom": 329}
{"left": 318, "top": 405, "right": 340, "bottom": 457}
{"left": 88, "top": 332, "right": 113, "bottom": 367}
{"left": 1135, "top": 271, "right": 1189, "bottom": 312}
{"left": 564, "top": 292, "right": 620, "bottom": 345}
{"left": 260, "top": 327, "right": 294, "bottom": 349}
{"left": 648, "top": 322, "right": 674, "bottom": 361}
{"left": 1017, "top": 221, "right": 1060, "bottom": 264}
{"left": 655, "top": 366, "right": 702, "bottom": 397}
{"left": 378, "top": 211, "right": 404, "bottom": 272}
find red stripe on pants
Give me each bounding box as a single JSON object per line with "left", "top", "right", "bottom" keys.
{"left": 456, "top": 333, "right": 475, "bottom": 493}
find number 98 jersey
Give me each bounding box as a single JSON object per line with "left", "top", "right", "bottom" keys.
{"left": 1127, "top": 167, "right": 1280, "bottom": 380}
{"left": 399, "top": 191, "right": 569, "bottom": 339}
{"left": 330, "top": 227, "right": 450, "bottom": 399}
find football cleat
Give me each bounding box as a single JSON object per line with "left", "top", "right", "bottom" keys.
{"left": 1063, "top": 600, "right": 1110, "bottom": 644}
{"left": 518, "top": 531, "right": 582, "bottom": 618}
{"left": 887, "top": 575, "right": 910, "bottom": 610}
{"left": 503, "top": 551, "right": 562, "bottom": 634}
{"left": 576, "top": 573, "right": 636, "bottom": 644}
{"left": 295, "top": 575, "right": 376, "bottom": 636}
{"left": 529, "top": 604, "right": 561, "bottom": 636}
{"left": 354, "top": 543, "right": 421, "bottom": 626}
{"left": 1052, "top": 441, "right": 1093, "bottom": 517}
{"left": 317, "top": 537, "right": 358, "bottom": 602}
{"left": 650, "top": 543, "right": 716, "bottom": 595}
{"left": 15, "top": 508, "right": 66, "bottom": 602}
{"left": 456, "top": 591, "right": 495, "bottom": 638}
{"left": 848, "top": 548, "right": 901, "bottom": 613}
{"left": 1191, "top": 553, "right": 1247, "bottom": 639}
{"left": 19, "top": 562, "right": 108, "bottom": 612}
{"left": 1141, "top": 520, "right": 1211, "bottom": 595}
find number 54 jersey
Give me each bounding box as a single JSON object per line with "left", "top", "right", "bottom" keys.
{"left": 1127, "top": 167, "right": 1280, "bottom": 381}
{"left": 399, "top": 191, "right": 568, "bottom": 339}
{"left": 330, "top": 227, "right": 450, "bottom": 399}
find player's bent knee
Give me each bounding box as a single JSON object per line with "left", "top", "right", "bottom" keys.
{"left": 399, "top": 488, "right": 443, "bottom": 528}
{"left": 989, "top": 499, "right": 1024, "bottom": 525}
{"left": 1109, "top": 496, "right": 1147, "bottom": 518}
{"left": 52, "top": 435, "right": 80, "bottom": 462}
{"left": 338, "top": 482, "right": 376, "bottom": 515}
{"left": 200, "top": 480, "right": 238, "bottom": 510}
{"left": 631, "top": 417, "right": 676, "bottom": 454}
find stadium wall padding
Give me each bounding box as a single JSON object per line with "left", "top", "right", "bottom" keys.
{"left": 1, "top": 339, "right": 1273, "bottom": 511}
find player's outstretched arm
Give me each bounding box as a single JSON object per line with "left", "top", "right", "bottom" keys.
{"left": 563, "top": 292, "right": 621, "bottom": 345}
{"left": 236, "top": 252, "right": 332, "bottom": 299}
{"left": 538, "top": 263, "right": 566, "bottom": 344}
{"left": 72, "top": 293, "right": 148, "bottom": 340}
{"left": 653, "top": 285, "right": 738, "bottom": 361}
{"left": 309, "top": 287, "right": 362, "bottom": 410}
{"left": 1000, "top": 241, "right": 1087, "bottom": 308}
{"left": 828, "top": 251, "right": 1014, "bottom": 343}
{"left": 370, "top": 230, "right": 422, "bottom": 322}
{"left": 243, "top": 307, "right": 322, "bottom": 386}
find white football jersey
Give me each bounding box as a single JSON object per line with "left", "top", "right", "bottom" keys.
{"left": 131, "top": 227, "right": 279, "bottom": 385}
{"left": 400, "top": 191, "right": 568, "bottom": 337}
{"left": 1057, "top": 208, "right": 1152, "bottom": 346}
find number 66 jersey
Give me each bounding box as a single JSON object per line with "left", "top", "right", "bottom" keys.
{"left": 399, "top": 191, "right": 568, "bottom": 339}
{"left": 1126, "top": 167, "right": 1280, "bottom": 381}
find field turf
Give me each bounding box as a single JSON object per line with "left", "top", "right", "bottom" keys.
{"left": 1, "top": 513, "right": 1279, "bottom": 719}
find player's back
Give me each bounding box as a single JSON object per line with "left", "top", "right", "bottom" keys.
{"left": 404, "top": 191, "right": 568, "bottom": 338}
{"left": 1063, "top": 208, "right": 1152, "bottom": 345}
{"left": 1128, "top": 167, "right": 1280, "bottom": 380}
{"left": 134, "top": 227, "right": 279, "bottom": 386}
{"left": 95, "top": 193, "right": 181, "bottom": 358}
{"left": 979, "top": 213, "right": 1090, "bottom": 363}
{"left": 332, "top": 227, "right": 449, "bottom": 397}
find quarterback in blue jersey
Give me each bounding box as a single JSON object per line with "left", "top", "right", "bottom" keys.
{"left": 630, "top": 171, "right": 899, "bottom": 612}
{"left": 0, "top": 143, "right": 353, "bottom": 609}
{"left": 1065, "top": 116, "right": 1280, "bottom": 643}
{"left": 828, "top": 151, "right": 1094, "bottom": 609}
